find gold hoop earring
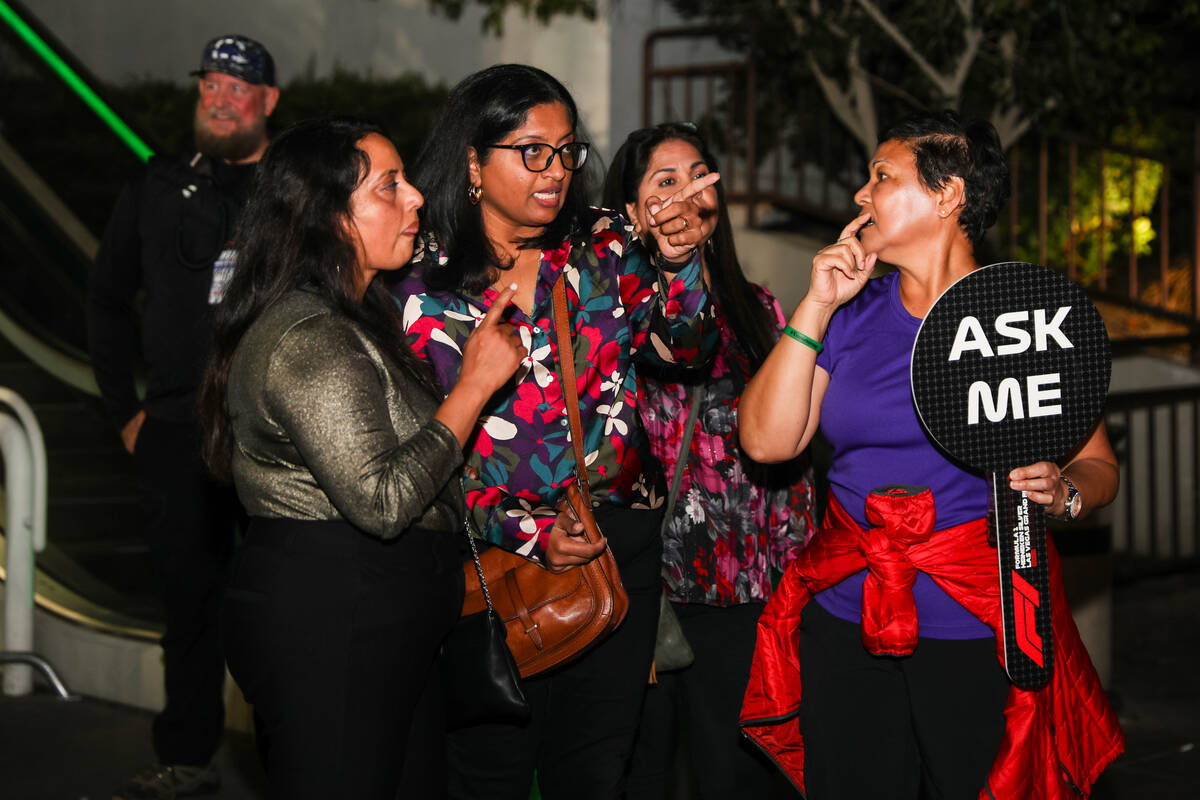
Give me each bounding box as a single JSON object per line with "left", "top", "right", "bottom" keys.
{"left": 468, "top": 184, "right": 483, "bottom": 205}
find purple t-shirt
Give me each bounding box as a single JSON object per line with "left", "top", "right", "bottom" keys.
{"left": 813, "top": 271, "right": 992, "bottom": 639}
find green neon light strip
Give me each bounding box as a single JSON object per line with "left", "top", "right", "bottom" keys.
{"left": 0, "top": 0, "right": 154, "bottom": 161}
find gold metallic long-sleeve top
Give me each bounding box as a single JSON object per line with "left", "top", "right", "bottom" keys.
{"left": 227, "top": 289, "right": 464, "bottom": 538}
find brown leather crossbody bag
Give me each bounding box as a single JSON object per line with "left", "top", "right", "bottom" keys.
{"left": 459, "top": 272, "right": 629, "bottom": 678}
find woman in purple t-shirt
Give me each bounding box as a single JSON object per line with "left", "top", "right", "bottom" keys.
{"left": 739, "top": 111, "right": 1119, "bottom": 798}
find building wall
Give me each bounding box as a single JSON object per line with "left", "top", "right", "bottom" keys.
{"left": 22, "top": 0, "right": 747, "bottom": 159}
{"left": 22, "top": 0, "right": 615, "bottom": 150}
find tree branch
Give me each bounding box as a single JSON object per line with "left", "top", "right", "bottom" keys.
{"left": 855, "top": 0, "right": 982, "bottom": 104}
{"left": 806, "top": 41, "right": 877, "bottom": 154}
{"left": 946, "top": 27, "right": 983, "bottom": 102}
{"left": 855, "top": 0, "right": 952, "bottom": 95}
{"left": 991, "top": 105, "right": 1032, "bottom": 149}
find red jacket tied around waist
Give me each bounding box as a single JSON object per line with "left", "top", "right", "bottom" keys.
{"left": 739, "top": 486, "right": 1123, "bottom": 799}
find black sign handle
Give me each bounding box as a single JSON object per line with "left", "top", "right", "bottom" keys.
{"left": 988, "top": 472, "right": 1054, "bottom": 690}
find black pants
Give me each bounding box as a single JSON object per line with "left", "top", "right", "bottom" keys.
{"left": 134, "top": 417, "right": 239, "bottom": 766}
{"left": 446, "top": 504, "right": 663, "bottom": 800}
{"left": 223, "top": 518, "right": 462, "bottom": 800}
{"left": 625, "top": 601, "right": 780, "bottom": 800}
{"left": 798, "top": 600, "right": 1009, "bottom": 800}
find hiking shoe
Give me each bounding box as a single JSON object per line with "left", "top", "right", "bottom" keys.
{"left": 112, "top": 763, "right": 220, "bottom": 799}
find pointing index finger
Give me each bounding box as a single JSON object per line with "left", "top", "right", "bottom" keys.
{"left": 662, "top": 171, "right": 721, "bottom": 208}
{"left": 482, "top": 282, "right": 519, "bottom": 327}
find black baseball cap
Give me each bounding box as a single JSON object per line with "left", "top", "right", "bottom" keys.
{"left": 191, "top": 35, "right": 276, "bottom": 86}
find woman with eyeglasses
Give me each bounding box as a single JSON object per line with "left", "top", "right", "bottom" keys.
{"left": 390, "top": 64, "right": 720, "bottom": 799}
{"left": 603, "top": 122, "right": 814, "bottom": 800}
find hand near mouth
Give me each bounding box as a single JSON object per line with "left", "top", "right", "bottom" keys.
{"left": 807, "top": 211, "right": 877, "bottom": 310}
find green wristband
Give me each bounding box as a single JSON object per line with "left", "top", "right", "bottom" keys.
{"left": 783, "top": 325, "right": 823, "bottom": 353}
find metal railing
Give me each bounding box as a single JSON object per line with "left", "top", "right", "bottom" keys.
{"left": 1106, "top": 385, "right": 1200, "bottom": 570}
{"left": 643, "top": 27, "right": 1200, "bottom": 339}
{"left": 1006, "top": 130, "right": 1200, "bottom": 354}
{"left": 0, "top": 386, "right": 72, "bottom": 697}
{"left": 642, "top": 27, "right": 861, "bottom": 228}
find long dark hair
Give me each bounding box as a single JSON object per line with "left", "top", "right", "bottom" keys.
{"left": 602, "top": 122, "right": 777, "bottom": 371}
{"left": 413, "top": 63, "right": 594, "bottom": 293}
{"left": 198, "top": 116, "right": 437, "bottom": 481}
{"left": 881, "top": 110, "right": 1009, "bottom": 246}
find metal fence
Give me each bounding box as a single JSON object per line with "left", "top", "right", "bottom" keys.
{"left": 1106, "top": 386, "right": 1200, "bottom": 567}
{"left": 642, "top": 27, "right": 861, "bottom": 228}
{"left": 1006, "top": 131, "right": 1200, "bottom": 338}
{"left": 643, "top": 28, "right": 1200, "bottom": 335}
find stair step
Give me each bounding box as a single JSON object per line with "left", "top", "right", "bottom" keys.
{"left": 47, "top": 502, "right": 140, "bottom": 541}
{"left": 0, "top": 361, "right": 83, "bottom": 404}
{"left": 1, "top": 334, "right": 165, "bottom": 614}
{"left": 37, "top": 542, "right": 163, "bottom": 623}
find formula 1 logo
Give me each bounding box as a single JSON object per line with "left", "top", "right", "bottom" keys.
{"left": 1011, "top": 570, "right": 1045, "bottom": 668}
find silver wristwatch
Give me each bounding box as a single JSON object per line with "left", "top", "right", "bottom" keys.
{"left": 1055, "top": 475, "right": 1081, "bottom": 521}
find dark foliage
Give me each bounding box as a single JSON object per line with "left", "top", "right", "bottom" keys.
{"left": 0, "top": 63, "right": 447, "bottom": 239}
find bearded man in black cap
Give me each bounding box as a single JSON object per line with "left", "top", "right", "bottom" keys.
{"left": 88, "top": 34, "right": 279, "bottom": 800}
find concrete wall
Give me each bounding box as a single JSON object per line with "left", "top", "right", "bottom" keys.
{"left": 23, "top": 0, "right": 742, "bottom": 160}
{"left": 23, "top": 0, "right": 615, "bottom": 150}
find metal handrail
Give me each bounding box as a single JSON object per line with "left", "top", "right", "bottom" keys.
{"left": 0, "top": 386, "right": 73, "bottom": 698}
{"left": 0, "top": 652, "right": 74, "bottom": 699}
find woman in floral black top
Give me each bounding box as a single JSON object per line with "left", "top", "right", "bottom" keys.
{"left": 603, "top": 123, "right": 814, "bottom": 799}
{"left": 393, "top": 66, "right": 722, "bottom": 800}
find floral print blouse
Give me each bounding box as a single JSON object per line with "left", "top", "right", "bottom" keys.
{"left": 392, "top": 209, "right": 717, "bottom": 562}
{"left": 639, "top": 286, "right": 814, "bottom": 605}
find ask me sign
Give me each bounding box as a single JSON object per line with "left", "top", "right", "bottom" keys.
{"left": 911, "top": 262, "right": 1110, "bottom": 474}
{"left": 911, "top": 262, "right": 1111, "bottom": 689}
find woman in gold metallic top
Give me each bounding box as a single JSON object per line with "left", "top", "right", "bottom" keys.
{"left": 197, "top": 118, "right": 525, "bottom": 799}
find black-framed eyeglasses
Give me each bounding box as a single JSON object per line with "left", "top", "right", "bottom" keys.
{"left": 486, "top": 141, "right": 590, "bottom": 172}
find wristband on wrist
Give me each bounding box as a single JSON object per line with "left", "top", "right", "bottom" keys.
{"left": 783, "top": 325, "right": 823, "bottom": 353}
{"left": 650, "top": 249, "right": 693, "bottom": 270}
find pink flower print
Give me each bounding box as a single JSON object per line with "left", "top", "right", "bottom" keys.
{"left": 638, "top": 403, "right": 672, "bottom": 444}
{"left": 511, "top": 382, "right": 543, "bottom": 423}
{"left": 578, "top": 324, "right": 605, "bottom": 364}
{"left": 467, "top": 486, "right": 504, "bottom": 509}
{"left": 694, "top": 429, "right": 726, "bottom": 465}
{"left": 619, "top": 272, "right": 654, "bottom": 308}
{"left": 595, "top": 338, "right": 621, "bottom": 380}
{"left": 548, "top": 239, "right": 572, "bottom": 269}
{"left": 400, "top": 296, "right": 460, "bottom": 355}
{"left": 712, "top": 537, "right": 737, "bottom": 596}
{"left": 663, "top": 277, "right": 690, "bottom": 317}
{"left": 592, "top": 225, "right": 623, "bottom": 259}
{"left": 474, "top": 425, "right": 494, "bottom": 457}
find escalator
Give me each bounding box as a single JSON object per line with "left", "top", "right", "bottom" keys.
{"left": 0, "top": 0, "right": 165, "bottom": 640}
